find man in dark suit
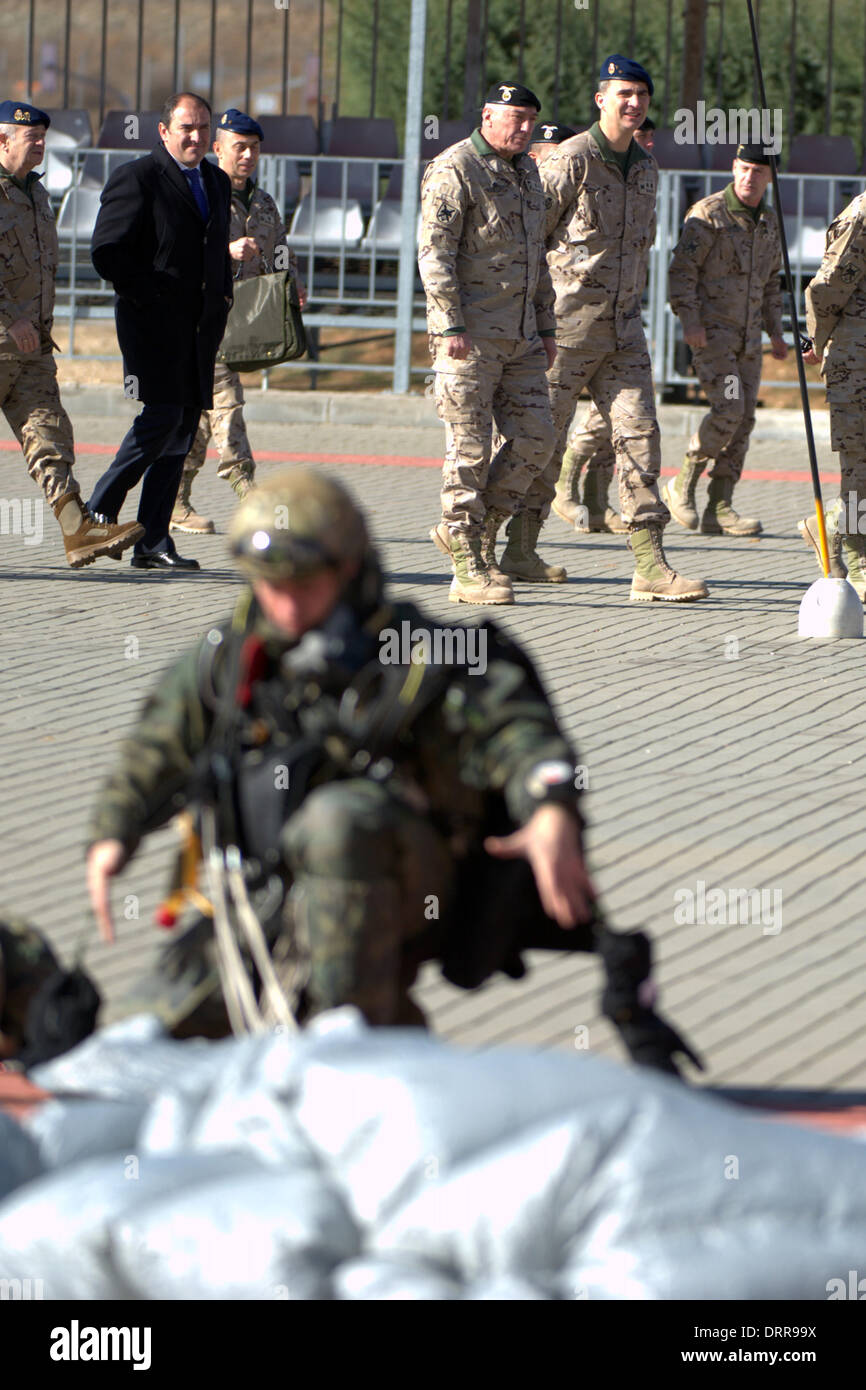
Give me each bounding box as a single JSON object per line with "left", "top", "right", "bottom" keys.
{"left": 87, "top": 93, "right": 233, "bottom": 570}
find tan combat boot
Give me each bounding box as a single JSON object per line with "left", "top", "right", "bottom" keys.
{"left": 429, "top": 525, "right": 513, "bottom": 604}
{"left": 479, "top": 508, "right": 511, "bottom": 581}
{"left": 226, "top": 466, "right": 254, "bottom": 501}
{"left": 501, "top": 510, "right": 567, "bottom": 583}
{"left": 581, "top": 465, "right": 628, "bottom": 534}
{"left": 797, "top": 498, "right": 847, "bottom": 579}
{"left": 52, "top": 492, "right": 144, "bottom": 568}
{"left": 629, "top": 525, "right": 708, "bottom": 602}
{"left": 170, "top": 471, "right": 215, "bottom": 534}
{"left": 662, "top": 456, "right": 705, "bottom": 531}
{"left": 551, "top": 447, "right": 587, "bottom": 530}
{"left": 841, "top": 532, "right": 866, "bottom": 602}
{"left": 700, "top": 476, "right": 761, "bottom": 536}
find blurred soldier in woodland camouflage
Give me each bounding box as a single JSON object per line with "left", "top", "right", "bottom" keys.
{"left": 800, "top": 191, "right": 866, "bottom": 600}
{"left": 85, "top": 466, "right": 701, "bottom": 1078}
{"left": 418, "top": 82, "right": 560, "bottom": 605}
{"left": 0, "top": 102, "right": 143, "bottom": 567}
{"left": 0, "top": 916, "right": 99, "bottom": 1068}
{"left": 525, "top": 57, "right": 707, "bottom": 602}
{"left": 171, "top": 109, "right": 307, "bottom": 535}
{"left": 666, "top": 144, "right": 787, "bottom": 537}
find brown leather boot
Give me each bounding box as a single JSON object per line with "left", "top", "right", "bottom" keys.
{"left": 52, "top": 492, "right": 144, "bottom": 568}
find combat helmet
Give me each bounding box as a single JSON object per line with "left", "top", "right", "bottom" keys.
{"left": 228, "top": 467, "right": 368, "bottom": 581}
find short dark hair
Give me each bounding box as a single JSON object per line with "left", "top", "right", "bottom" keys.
{"left": 161, "top": 92, "right": 212, "bottom": 127}
{"left": 639, "top": 116, "right": 655, "bottom": 132}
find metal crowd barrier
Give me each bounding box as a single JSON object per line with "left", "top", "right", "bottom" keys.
{"left": 52, "top": 158, "right": 858, "bottom": 395}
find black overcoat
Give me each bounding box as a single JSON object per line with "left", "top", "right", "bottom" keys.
{"left": 91, "top": 143, "right": 233, "bottom": 407}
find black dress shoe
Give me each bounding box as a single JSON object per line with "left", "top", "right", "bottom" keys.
{"left": 130, "top": 550, "right": 200, "bottom": 571}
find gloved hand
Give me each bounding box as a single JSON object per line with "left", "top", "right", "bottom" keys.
{"left": 595, "top": 925, "right": 704, "bottom": 1079}
{"left": 608, "top": 1004, "right": 705, "bottom": 1077}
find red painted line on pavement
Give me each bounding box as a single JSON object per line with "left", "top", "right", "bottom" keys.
{"left": 0, "top": 438, "right": 840, "bottom": 484}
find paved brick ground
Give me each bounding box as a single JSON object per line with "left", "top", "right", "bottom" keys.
{"left": 1, "top": 401, "right": 864, "bottom": 1090}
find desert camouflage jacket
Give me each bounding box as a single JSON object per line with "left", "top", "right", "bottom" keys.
{"left": 87, "top": 591, "right": 580, "bottom": 858}
{"left": 805, "top": 192, "right": 866, "bottom": 365}
{"left": 229, "top": 181, "right": 298, "bottom": 284}
{"left": 668, "top": 186, "right": 783, "bottom": 345}
{"left": 0, "top": 169, "right": 58, "bottom": 353}
{"left": 418, "top": 130, "right": 555, "bottom": 340}
{"left": 540, "top": 126, "right": 657, "bottom": 352}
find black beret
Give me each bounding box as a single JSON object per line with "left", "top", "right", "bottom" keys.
{"left": 0, "top": 100, "right": 51, "bottom": 129}
{"left": 217, "top": 108, "right": 264, "bottom": 141}
{"left": 484, "top": 82, "right": 541, "bottom": 112}
{"left": 735, "top": 143, "right": 772, "bottom": 166}
{"left": 599, "top": 55, "right": 654, "bottom": 98}
{"left": 531, "top": 122, "right": 576, "bottom": 145}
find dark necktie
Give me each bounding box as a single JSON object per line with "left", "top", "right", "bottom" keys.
{"left": 183, "top": 166, "right": 208, "bottom": 220}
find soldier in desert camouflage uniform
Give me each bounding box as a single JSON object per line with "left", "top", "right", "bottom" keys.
{"left": 525, "top": 123, "right": 626, "bottom": 536}
{"left": 524, "top": 57, "right": 707, "bottom": 602}
{"left": 171, "top": 109, "right": 307, "bottom": 535}
{"left": 84, "top": 466, "right": 701, "bottom": 1077}
{"left": 0, "top": 102, "right": 142, "bottom": 567}
{"left": 798, "top": 193, "right": 866, "bottom": 600}
{"left": 545, "top": 117, "right": 653, "bottom": 538}
{"left": 419, "top": 82, "right": 560, "bottom": 605}
{"left": 666, "top": 144, "right": 787, "bottom": 537}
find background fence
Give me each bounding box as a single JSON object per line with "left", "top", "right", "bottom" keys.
{"left": 7, "top": 0, "right": 866, "bottom": 157}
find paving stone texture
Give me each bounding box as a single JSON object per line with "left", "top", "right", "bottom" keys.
{"left": 1, "top": 391, "right": 864, "bottom": 1091}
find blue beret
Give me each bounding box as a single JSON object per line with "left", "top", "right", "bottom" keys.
{"left": 217, "top": 108, "right": 264, "bottom": 141}
{"left": 599, "top": 55, "right": 654, "bottom": 98}
{"left": 484, "top": 82, "right": 541, "bottom": 113}
{"left": 0, "top": 101, "right": 51, "bottom": 129}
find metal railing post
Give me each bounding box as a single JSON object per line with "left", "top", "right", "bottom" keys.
{"left": 393, "top": 0, "right": 427, "bottom": 393}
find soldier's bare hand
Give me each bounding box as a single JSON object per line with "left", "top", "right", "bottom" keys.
{"left": 484, "top": 804, "right": 597, "bottom": 928}
{"left": 229, "top": 236, "right": 259, "bottom": 263}
{"left": 86, "top": 840, "right": 129, "bottom": 945}
{"left": 542, "top": 338, "right": 557, "bottom": 370}
{"left": 770, "top": 335, "right": 788, "bottom": 360}
{"left": 444, "top": 332, "right": 472, "bottom": 360}
{"left": 684, "top": 326, "right": 707, "bottom": 350}
{"left": 297, "top": 280, "right": 308, "bottom": 308}
{"left": 9, "top": 318, "right": 39, "bottom": 353}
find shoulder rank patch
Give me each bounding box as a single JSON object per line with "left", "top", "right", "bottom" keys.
{"left": 437, "top": 200, "right": 457, "bottom": 224}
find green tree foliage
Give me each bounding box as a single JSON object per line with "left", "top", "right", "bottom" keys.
{"left": 338, "top": 0, "right": 866, "bottom": 157}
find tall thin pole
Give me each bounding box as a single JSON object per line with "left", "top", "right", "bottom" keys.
{"left": 825, "top": 0, "right": 835, "bottom": 135}
{"left": 789, "top": 0, "right": 798, "bottom": 148}
{"left": 333, "top": 0, "right": 344, "bottom": 119}
{"left": 394, "top": 0, "right": 427, "bottom": 393}
{"left": 443, "top": 0, "right": 454, "bottom": 119}
{"left": 663, "top": 0, "right": 673, "bottom": 126}
{"left": 746, "top": 0, "right": 828, "bottom": 574}
{"left": 63, "top": 0, "right": 72, "bottom": 108}
{"left": 370, "top": 0, "right": 379, "bottom": 118}
{"left": 244, "top": 0, "right": 254, "bottom": 113}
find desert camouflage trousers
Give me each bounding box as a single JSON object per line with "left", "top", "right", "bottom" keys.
{"left": 522, "top": 343, "right": 668, "bottom": 527}
{"left": 0, "top": 353, "right": 77, "bottom": 503}
{"left": 685, "top": 334, "right": 762, "bottom": 480}
{"left": 566, "top": 401, "right": 615, "bottom": 483}
{"left": 432, "top": 335, "right": 555, "bottom": 533}
{"left": 182, "top": 362, "right": 255, "bottom": 482}
{"left": 824, "top": 347, "right": 866, "bottom": 531}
